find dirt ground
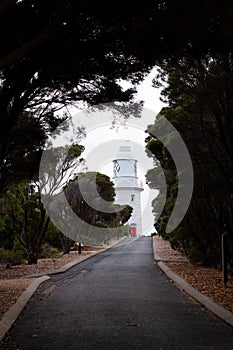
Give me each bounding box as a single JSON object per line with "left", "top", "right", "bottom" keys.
{"left": 154, "top": 235, "right": 233, "bottom": 314}
{"left": 0, "top": 237, "right": 232, "bottom": 321}
{"left": 0, "top": 251, "right": 94, "bottom": 319}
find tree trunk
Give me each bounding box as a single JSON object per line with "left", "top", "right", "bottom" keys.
{"left": 27, "top": 251, "right": 38, "bottom": 265}
{"left": 62, "top": 244, "right": 71, "bottom": 254}
{"left": 58, "top": 230, "right": 74, "bottom": 254}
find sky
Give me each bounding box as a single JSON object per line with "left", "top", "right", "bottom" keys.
{"left": 79, "top": 67, "right": 167, "bottom": 235}
{"left": 49, "top": 67, "right": 167, "bottom": 236}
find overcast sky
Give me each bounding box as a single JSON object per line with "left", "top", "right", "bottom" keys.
{"left": 80, "top": 67, "right": 167, "bottom": 235}
{"left": 50, "top": 67, "right": 167, "bottom": 235}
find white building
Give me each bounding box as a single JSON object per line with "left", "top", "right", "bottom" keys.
{"left": 113, "top": 145, "right": 144, "bottom": 237}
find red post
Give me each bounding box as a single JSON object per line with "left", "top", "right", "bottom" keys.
{"left": 131, "top": 226, "right": 136, "bottom": 237}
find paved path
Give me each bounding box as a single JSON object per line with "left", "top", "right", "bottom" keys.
{"left": 1, "top": 237, "right": 233, "bottom": 349}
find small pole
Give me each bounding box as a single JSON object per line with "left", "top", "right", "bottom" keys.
{"left": 221, "top": 232, "right": 228, "bottom": 287}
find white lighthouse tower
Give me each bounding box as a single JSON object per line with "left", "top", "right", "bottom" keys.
{"left": 113, "top": 144, "right": 144, "bottom": 237}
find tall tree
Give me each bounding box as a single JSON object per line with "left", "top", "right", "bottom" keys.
{"left": 64, "top": 172, "right": 132, "bottom": 245}
{"left": 0, "top": 143, "right": 85, "bottom": 264}
{"left": 2, "top": 1, "right": 233, "bottom": 192}
{"left": 147, "top": 54, "right": 233, "bottom": 267}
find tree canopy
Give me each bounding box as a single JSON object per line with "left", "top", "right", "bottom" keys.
{"left": 146, "top": 53, "right": 233, "bottom": 267}
{"left": 64, "top": 172, "right": 133, "bottom": 244}
{"left": 1, "top": 1, "right": 233, "bottom": 190}
{"left": 1, "top": 1, "right": 233, "bottom": 267}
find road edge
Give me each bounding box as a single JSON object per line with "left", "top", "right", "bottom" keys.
{"left": 24, "top": 236, "right": 128, "bottom": 278}
{"left": 0, "top": 276, "right": 50, "bottom": 342}
{"left": 0, "top": 236, "right": 127, "bottom": 343}
{"left": 153, "top": 236, "right": 233, "bottom": 328}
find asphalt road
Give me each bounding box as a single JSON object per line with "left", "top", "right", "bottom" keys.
{"left": 1, "top": 237, "right": 233, "bottom": 349}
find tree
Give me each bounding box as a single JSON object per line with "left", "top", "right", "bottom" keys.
{"left": 2, "top": 1, "right": 233, "bottom": 265}
{"left": 17, "top": 183, "right": 50, "bottom": 265}
{"left": 39, "top": 143, "right": 85, "bottom": 196}
{"left": 0, "top": 1, "right": 149, "bottom": 192}
{"left": 2, "top": 1, "right": 233, "bottom": 193}
{"left": 64, "top": 172, "right": 132, "bottom": 245}
{"left": 0, "top": 143, "right": 85, "bottom": 264}
{"left": 146, "top": 53, "right": 233, "bottom": 267}
{"left": 0, "top": 112, "right": 63, "bottom": 193}
{"left": 0, "top": 184, "right": 23, "bottom": 251}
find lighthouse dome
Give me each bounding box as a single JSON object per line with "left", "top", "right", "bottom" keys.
{"left": 115, "top": 145, "right": 136, "bottom": 160}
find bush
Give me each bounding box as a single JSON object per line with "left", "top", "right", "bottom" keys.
{"left": 12, "top": 236, "right": 27, "bottom": 258}
{"left": 45, "top": 222, "right": 62, "bottom": 250}
{"left": 150, "top": 232, "right": 157, "bottom": 237}
{"left": 188, "top": 244, "right": 208, "bottom": 266}
{"left": 39, "top": 243, "right": 61, "bottom": 259}
{"left": 0, "top": 248, "right": 26, "bottom": 266}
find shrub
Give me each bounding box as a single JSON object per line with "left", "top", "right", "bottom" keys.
{"left": 0, "top": 248, "right": 26, "bottom": 266}
{"left": 39, "top": 243, "right": 61, "bottom": 259}
{"left": 188, "top": 244, "right": 208, "bottom": 266}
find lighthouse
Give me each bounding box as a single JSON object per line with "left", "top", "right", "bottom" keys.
{"left": 113, "top": 145, "right": 144, "bottom": 237}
